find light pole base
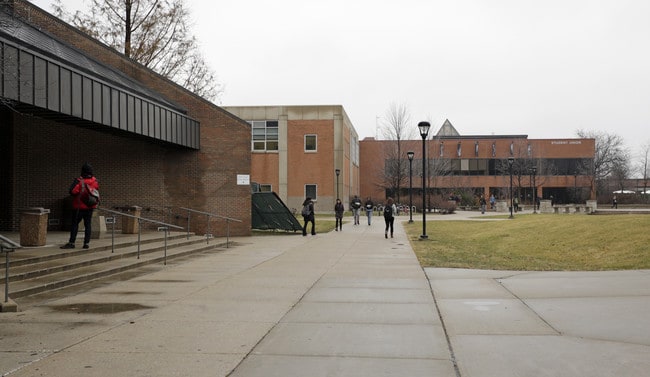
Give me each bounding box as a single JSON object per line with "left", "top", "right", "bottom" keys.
{"left": 419, "top": 235, "right": 428, "bottom": 240}
{"left": 408, "top": 220, "right": 413, "bottom": 223}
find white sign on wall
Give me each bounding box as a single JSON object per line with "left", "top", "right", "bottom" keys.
{"left": 237, "top": 174, "right": 250, "bottom": 185}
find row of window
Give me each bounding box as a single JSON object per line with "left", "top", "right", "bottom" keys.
{"left": 250, "top": 120, "right": 317, "bottom": 152}
{"left": 256, "top": 183, "right": 318, "bottom": 201}
{"left": 387, "top": 158, "right": 593, "bottom": 177}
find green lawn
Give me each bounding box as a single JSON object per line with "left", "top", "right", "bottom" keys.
{"left": 404, "top": 214, "right": 650, "bottom": 271}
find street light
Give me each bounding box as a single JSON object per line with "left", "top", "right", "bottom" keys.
{"left": 335, "top": 168, "right": 340, "bottom": 201}
{"left": 418, "top": 121, "right": 430, "bottom": 239}
{"left": 508, "top": 157, "right": 514, "bottom": 219}
{"left": 574, "top": 171, "right": 578, "bottom": 203}
{"left": 532, "top": 166, "right": 537, "bottom": 214}
{"left": 407, "top": 151, "right": 414, "bottom": 223}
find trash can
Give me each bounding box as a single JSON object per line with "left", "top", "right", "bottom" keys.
{"left": 20, "top": 208, "right": 51, "bottom": 246}
{"left": 122, "top": 206, "right": 142, "bottom": 234}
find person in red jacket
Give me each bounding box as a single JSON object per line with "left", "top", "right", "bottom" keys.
{"left": 61, "top": 163, "right": 99, "bottom": 249}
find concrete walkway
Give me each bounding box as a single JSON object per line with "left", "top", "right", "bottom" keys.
{"left": 2, "top": 211, "right": 650, "bottom": 376}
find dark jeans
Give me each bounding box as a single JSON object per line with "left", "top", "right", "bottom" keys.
{"left": 384, "top": 216, "right": 394, "bottom": 235}
{"left": 302, "top": 215, "right": 315, "bottom": 236}
{"left": 69, "top": 208, "right": 93, "bottom": 244}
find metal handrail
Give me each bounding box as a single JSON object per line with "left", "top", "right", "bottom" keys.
{"left": 179, "top": 207, "right": 242, "bottom": 248}
{"left": 96, "top": 208, "right": 183, "bottom": 265}
{"left": 1, "top": 234, "right": 21, "bottom": 304}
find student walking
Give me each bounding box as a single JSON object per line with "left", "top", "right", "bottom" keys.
{"left": 334, "top": 198, "right": 344, "bottom": 231}
{"left": 364, "top": 197, "right": 374, "bottom": 225}
{"left": 383, "top": 197, "right": 397, "bottom": 238}
{"left": 351, "top": 195, "right": 362, "bottom": 225}
{"left": 61, "top": 162, "right": 99, "bottom": 249}
{"left": 301, "top": 197, "right": 316, "bottom": 236}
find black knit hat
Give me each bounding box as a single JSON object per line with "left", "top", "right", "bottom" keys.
{"left": 81, "top": 162, "right": 93, "bottom": 177}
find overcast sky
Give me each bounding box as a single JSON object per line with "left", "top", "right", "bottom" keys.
{"left": 31, "top": 0, "right": 650, "bottom": 163}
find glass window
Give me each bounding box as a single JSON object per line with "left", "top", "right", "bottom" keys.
{"left": 305, "top": 134, "right": 317, "bottom": 151}
{"left": 260, "top": 184, "right": 272, "bottom": 192}
{"left": 305, "top": 184, "right": 317, "bottom": 200}
{"left": 250, "top": 120, "right": 278, "bottom": 151}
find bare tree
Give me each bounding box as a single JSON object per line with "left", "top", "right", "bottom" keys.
{"left": 576, "top": 130, "right": 628, "bottom": 195}
{"left": 378, "top": 103, "right": 414, "bottom": 204}
{"left": 53, "top": 0, "right": 222, "bottom": 102}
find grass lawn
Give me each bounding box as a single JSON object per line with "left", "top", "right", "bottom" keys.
{"left": 403, "top": 214, "right": 650, "bottom": 271}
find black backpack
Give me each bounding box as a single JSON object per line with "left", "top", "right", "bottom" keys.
{"left": 384, "top": 205, "right": 393, "bottom": 218}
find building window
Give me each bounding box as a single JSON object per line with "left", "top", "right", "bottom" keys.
{"left": 259, "top": 184, "right": 272, "bottom": 192}
{"left": 305, "top": 134, "right": 317, "bottom": 151}
{"left": 250, "top": 120, "right": 278, "bottom": 151}
{"left": 305, "top": 184, "right": 317, "bottom": 200}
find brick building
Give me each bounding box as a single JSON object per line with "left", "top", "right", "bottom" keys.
{"left": 360, "top": 120, "right": 596, "bottom": 207}
{"left": 0, "top": 1, "right": 251, "bottom": 236}
{"left": 224, "top": 106, "right": 360, "bottom": 213}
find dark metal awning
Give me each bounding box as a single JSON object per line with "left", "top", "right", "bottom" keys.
{"left": 0, "top": 9, "right": 199, "bottom": 149}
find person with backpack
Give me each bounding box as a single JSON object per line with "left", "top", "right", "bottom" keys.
{"left": 383, "top": 197, "right": 397, "bottom": 238}
{"left": 334, "top": 198, "right": 344, "bottom": 231}
{"left": 351, "top": 195, "right": 362, "bottom": 225}
{"left": 364, "top": 196, "right": 374, "bottom": 225}
{"left": 301, "top": 197, "right": 316, "bottom": 236}
{"left": 61, "top": 162, "right": 99, "bottom": 249}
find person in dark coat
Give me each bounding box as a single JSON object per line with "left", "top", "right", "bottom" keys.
{"left": 302, "top": 197, "right": 316, "bottom": 236}
{"left": 61, "top": 162, "right": 99, "bottom": 249}
{"left": 334, "top": 198, "right": 344, "bottom": 231}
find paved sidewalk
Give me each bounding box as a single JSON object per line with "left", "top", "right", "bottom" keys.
{"left": 2, "top": 211, "right": 650, "bottom": 376}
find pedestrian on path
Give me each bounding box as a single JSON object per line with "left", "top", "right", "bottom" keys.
{"left": 480, "top": 195, "right": 487, "bottom": 214}
{"left": 383, "top": 197, "right": 396, "bottom": 238}
{"left": 61, "top": 162, "right": 99, "bottom": 249}
{"left": 301, "top": 197, "right": 316, "bottom": 236}
{"left": 364, "top": 196, "right": 374, "bottom": 225}
{"left": 334, "top": 198, "right": 344, "bottom": 231}
{"left": 351, "top": 195, "right": 361, "bottom": 225}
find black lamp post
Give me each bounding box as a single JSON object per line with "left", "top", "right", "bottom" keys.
{"left": 574, "top": 171, "right": 578, "bottom": 203}
{"left": 418, "top": 121, "right": 430, "bottom": 239}
{"left": 335, "top": 168, "right": 340, "bottom": 200}
{"left": 508, "top": 157, "right": 514, "bottom": 219}
{"left": 532, "top": 166, "right": 537, "bottom": 214}
{"left": 407, "top": 151, "right": 414, "bottom": 223}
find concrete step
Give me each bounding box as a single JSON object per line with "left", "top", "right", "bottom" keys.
{"left": 0, "top": 232, "right": 234, "bottom": 300}
{"left": 0, "top": 236, "right": 217, "bottom": 283}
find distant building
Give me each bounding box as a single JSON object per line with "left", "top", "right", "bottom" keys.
{"left": 225, "top": 105, "right": 360, "bottom": 211}
{"left": 360, "top": 120, "right": 596, "bottom": 206}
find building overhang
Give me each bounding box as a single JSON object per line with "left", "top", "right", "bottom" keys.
{"left": 0, "top": 9, "right": 199, "bottom": 149}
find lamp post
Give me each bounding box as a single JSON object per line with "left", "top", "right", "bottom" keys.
{"left": 335, "top": 168, "right": 340, "bottom": 200}
{"left": 532, "top": 166, "right": 537, "bottom": 214}
{"left": 574, "top": 171, "right": 578, "bottom": 203}
{"left": 418, "top": 121, "right": 430, "bottom": 239}
{"left": 508, "top": 157, "right": 514, "bottom": 219}
{"left": 407, "top": 151, "right": 414, "bottom": 223}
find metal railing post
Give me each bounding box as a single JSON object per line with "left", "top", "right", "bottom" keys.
{"left": 110, "top": 216, "right": 116, "bottom": 253}
{"left": 3, "top": 247, "right": 9, "bottom": 303}
{"left": 226, "top": 219, "right": 230, "bottom": 248}
{"left": 163, "top": 227, "right": 168, "bottom": 265}
{"left": 206, "top": 214, "right": 210, "bottom": 244}
{"left": 186, "top": 211, "right": 191, "bottom": 240}
{"left": 137, "top": 218, "right": 142, "bottom": 259}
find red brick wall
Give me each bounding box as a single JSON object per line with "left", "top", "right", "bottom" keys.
{"left": 287, "top": 120, "right": 335, "bottom": 202}
{"left": 4, "top": 1, "right": 252, "bottom": 236}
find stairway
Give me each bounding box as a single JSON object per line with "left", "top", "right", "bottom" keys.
{"left": 0, "top": 231, "right": 232, "bottom": 305}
